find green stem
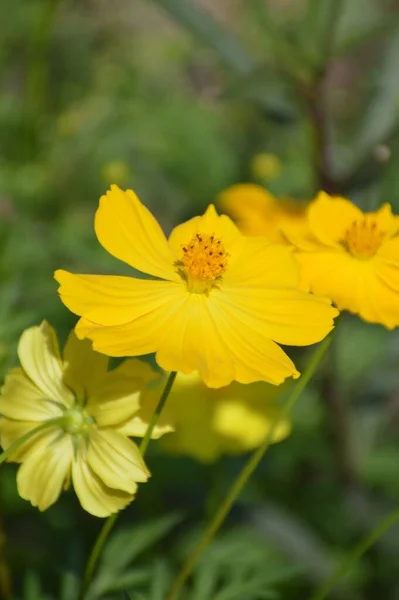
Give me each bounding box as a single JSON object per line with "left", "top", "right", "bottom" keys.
{"left": 79, "top": 371, "right": 177, "bottom": 600}
{"left": 139, "top": 371, "right": 177, "bottom": 455}
{"left": 0, "top": 419, "right": 62, "bottom": 466}
{"left": 309, "top": 504, "right": 399, "bottom": 600}
{"left": 166, "top": 337, "right": 332, "bottom": 600}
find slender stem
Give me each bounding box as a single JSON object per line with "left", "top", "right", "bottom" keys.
{"left": 0, "top": 419, "right": 62, "bottom": 466}
{"left": 309, "top": 504, "right": 399, "bottom": 600}
{"left": 139, "top": 371, "right": 177, "bottom": 455}
{"left": 166, "top": 337, "right": 332, "bottom": 600}
{"left": 79, "top": 371, "right": 177, "bottom": 600}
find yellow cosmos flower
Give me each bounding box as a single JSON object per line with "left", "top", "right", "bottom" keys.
{"left": 55, "top": 185, "right": 338, "bottom": 388}
{"left": 218, "top": 183, "right": 308, "bottom": 244}
{"left": 139, "top": 372, "right": 290, "bottom": 463}
{"left": 0, "top": 322, "right": 170, "bottom": 517}
{"left": 283, "top": 192, "right": 399, "bottom": 329}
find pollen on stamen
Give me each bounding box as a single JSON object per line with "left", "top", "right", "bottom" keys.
{"left": 179, "top": 232, "right": 229, "bottom": 282}
{"left": 344, "top": 218, "right": 386, "bottom": 259}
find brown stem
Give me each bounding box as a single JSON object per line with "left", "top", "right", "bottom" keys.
{"left": 303, "top": 73, "right": 358, "bottom": 487}
{"left": 303, "top": 80, "right": 337, "bottom": 194}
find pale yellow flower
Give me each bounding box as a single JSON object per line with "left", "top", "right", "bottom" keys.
{"left": 137, "top": 372, "right": 290, "bottom": 463}
{"left": 55, "top": 185, "right": 338, "bottom": 388}
{"left": 0, "top": 322, "right": 170, "bottom": 517}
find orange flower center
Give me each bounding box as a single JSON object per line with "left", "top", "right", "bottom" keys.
{"left": 177, "top": 232, "right": 229, "bottom": 293}
{"left": 344, "top": 219, "right": 385, "bottom": 259}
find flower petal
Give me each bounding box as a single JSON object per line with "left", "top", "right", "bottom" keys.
{"left": 55, "top": 271, "right": 184, "bottom": 327}
{"left": 18, "top": 322, "right": 73, "bottom": 407}
{"left": 95, "top": 185, "right": 178, "bottom": 281}
{"left": 0, "top": 368, "right": 64, "bottom": 421}
{"left": 207, "top": 298, "right": 300, "bottom": 386}
{"left": 74, "top": 285, "right": 187, "bottom": 357}
{"left": 0, "top": 420, "right": 61, "bottom": 462}
{"left": 63, "top": 332, "right": 109, "bottom": 400}
{"left": 308, "top": 192, "right": 363, "bottom": 246}
{"left": 168, "top": 204, "right": 243, "bottom": 261}
{"left": 223, "top": 239, "right": 299, "bottom": 287}
{"left": 296, "top": 250, "right": 364, "bottom": 312}
{"left": 155, "top": 294, "right": 298, "bottom": 387}
{"left": 155, "top": 294, "right": 236, "bottom": 387}
{"left": 72, "top": 446, "right": 134, "bottom": 517}
{"left": 217, "top": 286, "right": 338, "bottom": 346}
{"left": 214, "top": 398, "right": 291, "bottom": 450}
{"left": 16, "top": 433, "right": 73, "bottom": 511}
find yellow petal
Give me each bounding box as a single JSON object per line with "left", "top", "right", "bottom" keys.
{"left": 72, "top": 447, "right": 134, "bottom": 517}
{"left": 18, "top": 322, "right": 73, "bottom": 407}
{"left": 207, "top": 298, "right": 300, "bottom": 386}
{"left": 308, "top": 192, "right": 363, "bottom": 246}
{"left": 95, "top": 185, "right": 178, "bottom": 281}
{"left": 16, "top": 433, "right": 73, "bottom": 511}
{"left": 155, "top": 294, "right": 298, "bottom": 387}
{"left": 360, "top": 260, "right": 399, "bottom": 328}
{"left": 223, "top": 239, "right": 299, "bottom": 288}
{"left": 55, "top": 271, "right": 183, "bottom": 327}
{"left": 296, "top": 250, "right": 362, "bottom": 312}
{"left": 374, "top": 203, "right": 397, "bottom": 234}
{"left": 110, "top": 361, "right": 174, "bottom": 438}
{"left": 0, "top": 419, "right": 58, "bottom": 462}
{"left": 218, "top": 183, "right": 279, "bottom": 237}
{"left": 63, "top": 332, "right": 109, "bottom": 400}
{"left": 0, "top": 367, "right": 64, "bottom": 421}
{"left": 217, "top": 287, "right": 338, "bottom": 346}
{"left": 74, "top": 285, "right": 187, "bottom": 357}
{"left": 86, "top": 428, "right": 149, "bottom": 495}
{"left": 86, "top": 361, "right": 152, "bottom": 428}
{"left": 214, "top": 399, "right": 291, "bottom": 450}
{"left": 168, "top": 204, "right": 243, "bottom": 260}
{"left": 155, "top": 294, "right": 236, "bottom": 387}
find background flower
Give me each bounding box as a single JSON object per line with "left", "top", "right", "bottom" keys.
{"left": 218, "top": 183, "right": 309, "bottom": 243}
{"left": 138, "top": 371, "right": 290, "bottom": 463}
{"left": 284, "top": 192, "right": 399, "bottom": 329}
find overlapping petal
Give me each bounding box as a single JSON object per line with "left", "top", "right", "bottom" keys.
{"left": 86, "top": 428, "right": 149, "bottom": 494}
{"left": 0, "top": 368, "right": 63, "bottom": 421}
{"left": 72, "top": 448, "right": 134, "bottom": 518}
{"left": 63, "top": 332, "right": 109, "bottom": 400}
{"left": 17, "top": 433, "right": 73, "bottom": 511}
{"left": 216, "top": 286, "right": 337, "bottom": 346}
{"left": 95, "top": 185, "right": 178, "bottom": 281}
{"left": 223, "top": 240, "right": 299, "bottom": 287}
{"left": 308, "top": 192, "right": 363, "bottom": 246}
{"left": 55, "top": 271, "right": 183, "bottom": 327}
{"left": 18, "top": 322, "right": 73, "bottom": 407}
{"left": 74, "top": 285, "right": 188, "bottom": 357}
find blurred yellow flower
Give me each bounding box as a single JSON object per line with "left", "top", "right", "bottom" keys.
{"left": 140, "top": 372, "right": 290, "bottom": 463}
{"left": 0, "top": 322, "right": 171, "bottom": 517}
{"left": 283, "top": 192, "right": 399, "bottom": 329}
{"left": 55, "top": 185, "right": 338, "bottom": 388}
{"left": 250, "top": 153, "right": 282, "bottom": 181}
{"left": 219, "top": 183, "right": 308, "bottom": 244}
{"left": 102, "top": 161, "right": 130, "bottom": 186}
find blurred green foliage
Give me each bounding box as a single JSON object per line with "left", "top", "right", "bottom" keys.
{"left": 2, "top": 0, "right": 399, "bottom": 598}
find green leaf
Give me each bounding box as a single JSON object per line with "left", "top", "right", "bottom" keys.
{"left": 100, "top": 513, "right": 181, "bottom": 573}
{"left": 151, "top": 0, "right": 255, "bottom": 76}
{"left": 336, "top": 17, "right": 399, "bottom": 57}
{"left": 86, "top": 514, "right": 181, "bottom": 599}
